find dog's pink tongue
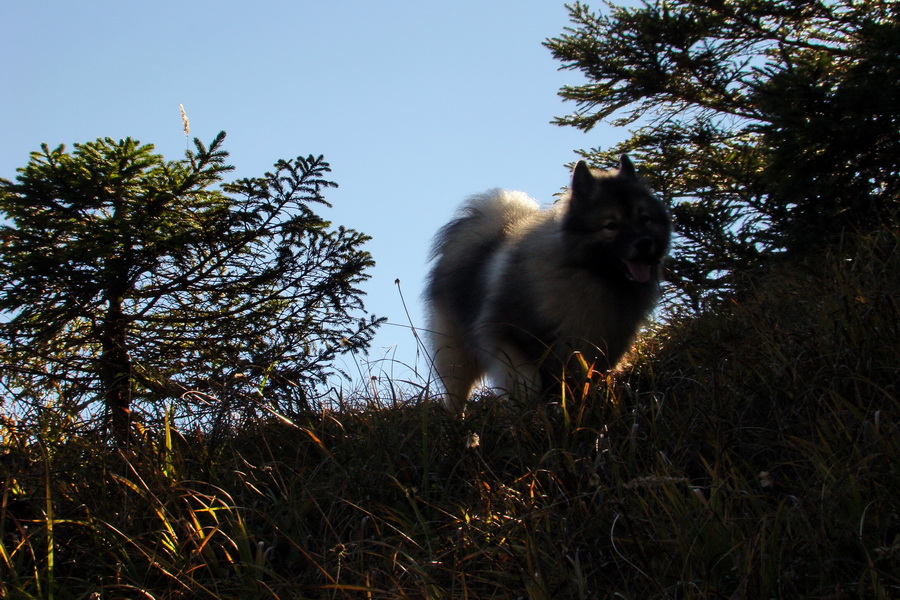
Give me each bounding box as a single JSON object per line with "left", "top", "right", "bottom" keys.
{"left": 625, "top": 260, "right": 653, "bottom": 283}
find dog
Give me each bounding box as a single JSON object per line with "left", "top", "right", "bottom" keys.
{"left": 425, "top": 155, "right": 671, "bottom": 414}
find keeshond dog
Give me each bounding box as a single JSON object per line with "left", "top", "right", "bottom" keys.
{"left": 425, "top": 155, "right": 671, "bottom": 415}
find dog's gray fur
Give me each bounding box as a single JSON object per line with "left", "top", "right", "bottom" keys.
{"left": 425, "top": 156, "right": 671, "bottom": 414}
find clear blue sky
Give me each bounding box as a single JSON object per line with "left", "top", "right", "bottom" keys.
{"left": 1, "top": 1, "right": 624, "bottom": 391}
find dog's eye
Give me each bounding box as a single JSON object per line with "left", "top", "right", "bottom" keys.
{"left": 601, "top": 221, "right": 619, "bottom": 231}
{"left": 639, "top": 214, "right": 652, "bottom": 224}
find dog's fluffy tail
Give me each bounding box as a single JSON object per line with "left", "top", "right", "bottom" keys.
{"left": 429, "top": 189, "right": 539, "bottom": 262}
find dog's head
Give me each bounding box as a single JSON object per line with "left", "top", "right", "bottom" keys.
{"left": 562, "top": 155, "right": 671, "bottom": 283}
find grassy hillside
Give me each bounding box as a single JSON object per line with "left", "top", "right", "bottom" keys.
{"left": 2, "top": 228, "right": 898, "bottom": 599}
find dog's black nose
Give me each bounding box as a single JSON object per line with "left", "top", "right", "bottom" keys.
{"left": 634, "top": 236, "right": 654, "bottom": 254}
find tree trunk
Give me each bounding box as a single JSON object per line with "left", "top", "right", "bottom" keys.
{"left": 100, "top": 295, "right": 133, "bottom": 446}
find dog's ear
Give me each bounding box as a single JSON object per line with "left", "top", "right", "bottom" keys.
{"left": 618, "top": 154, "right": 637, "bottom": 179}
{"left": 571, "top": 160, "right": 595, "bottom": 201}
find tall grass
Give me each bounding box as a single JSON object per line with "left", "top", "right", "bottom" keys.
{"left": 1, "top": 227, "right": 898, "bottom": 599}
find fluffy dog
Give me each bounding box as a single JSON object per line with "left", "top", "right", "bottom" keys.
{"left": 425, "top": 156, "right": 671, "bottom": 414}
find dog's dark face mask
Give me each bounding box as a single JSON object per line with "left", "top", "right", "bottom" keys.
{"left": 562, "top": 156, "right": 671, "bottom": 283}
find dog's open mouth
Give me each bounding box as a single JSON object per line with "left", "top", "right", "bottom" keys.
{"left": 623, "top": 259, "right": 654, "bottom": 283}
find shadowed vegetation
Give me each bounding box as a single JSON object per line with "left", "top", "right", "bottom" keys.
{"left": 2, "top": 226, "right": 897, "bottom": 599}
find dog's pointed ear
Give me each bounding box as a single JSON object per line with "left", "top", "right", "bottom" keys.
{"left": 618, "top": 154, "right": 637, "bottom": 178}
{"left": 571, "top": 160, "right": 595, "bottom": 201}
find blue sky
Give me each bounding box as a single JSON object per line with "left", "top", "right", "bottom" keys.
{"left": 1, "top": 1, "right": 624, "bottom": 391}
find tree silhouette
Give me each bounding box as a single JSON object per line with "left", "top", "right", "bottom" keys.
{"left": 0, "top": 132, "right": 383, "bottom": 444}
{"left": 546, "top": 0, "right": 899, "bottom": 311}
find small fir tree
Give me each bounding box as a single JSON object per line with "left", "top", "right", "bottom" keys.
{"left": 0, "top": 132, "right": 383, "bottom": 444}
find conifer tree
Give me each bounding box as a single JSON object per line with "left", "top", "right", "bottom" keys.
{"left": 0, "top": 132, "right": 382, "bottom": 443}
{"left": 546, "top": 0, "right": 899, "bottom": 311}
